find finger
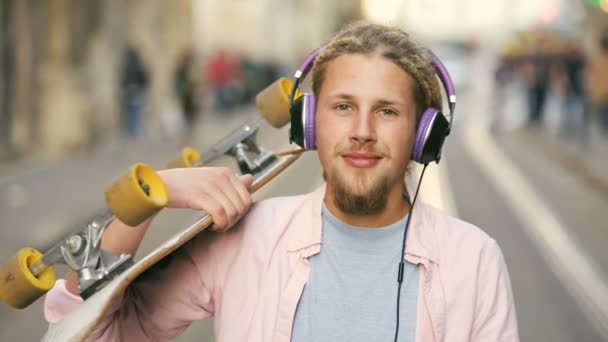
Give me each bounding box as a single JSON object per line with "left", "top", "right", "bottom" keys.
{"left": 197, "top": 193, "right": 228, "bottom": 230}
{"left": 238, "top": 174, "right": 254, "bottom": 189}
{"left": 231, "top": 174, "right": 253, "bottom": 210}
{"left": 216, "top": 169, "right": 250, "bottom": 214}
{"left": 216, "top": 171, "right": 248, "bottom": 213}
{"left": 206, "top": 180, "right": 239, "bottom": 231}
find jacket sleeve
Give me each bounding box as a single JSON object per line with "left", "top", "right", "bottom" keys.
{"left": 471, "top": 239, "right": 520, "bottom": 342}
{"left": 43, "top": 226, "right": 242, "bottom": 341}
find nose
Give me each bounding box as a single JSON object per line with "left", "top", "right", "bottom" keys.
{"left": 350, "top": 110, "right": 376, "bottom": 145}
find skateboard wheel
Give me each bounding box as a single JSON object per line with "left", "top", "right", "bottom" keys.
{"left": 0, "top": 247, "right": 56, "bottom": 309}
{"left": 105, "top": 163, "right": 168, "bottom": 226}
{"left": 164, "top": 147, "right": 201, "bottom": 169}
{"left": 255, "top": 77, "right": 299, "bottom": 128}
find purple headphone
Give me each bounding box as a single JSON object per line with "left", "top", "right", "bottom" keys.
{"left": 288, "top": 46, "right": 456, "bottom": 165}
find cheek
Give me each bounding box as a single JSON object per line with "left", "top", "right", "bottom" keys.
{"left": 404, "top": 127, "right": 416, "bottom": 153}
{"left": 315, "top": 111, "right": 334, "bottom": 165}
{"left": 315, "top": 110, "right": 343, "bottom": 148}
{"left": 383, "top": 123, "right": 416, "bottom": 163}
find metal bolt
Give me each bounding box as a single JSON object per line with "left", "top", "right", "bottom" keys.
{"left": 79, "top": 268, "right": 94, "bottom": 281}
{"left": 139, "top": 182, "right": 151, "bottom": 196}
{"left": 66, "top": 235, "right": 83, "bottom": 254}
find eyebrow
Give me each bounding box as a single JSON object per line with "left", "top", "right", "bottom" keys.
{"left": 328, "top": 93, "right": 405, "bottom": 106}
{"left": 329, "top": 93, "right": 355, "bottom": 100}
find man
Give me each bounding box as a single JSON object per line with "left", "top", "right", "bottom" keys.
{"left": 44, "top": 22, "right": 519, "bottom": 341}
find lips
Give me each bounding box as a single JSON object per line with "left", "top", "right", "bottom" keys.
{"left": 342, "top": 151, "right": 382, "bottom": 168}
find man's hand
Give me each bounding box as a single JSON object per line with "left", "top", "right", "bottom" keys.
{"left": 158, "top": 167, "right": 254, "bottom": 231}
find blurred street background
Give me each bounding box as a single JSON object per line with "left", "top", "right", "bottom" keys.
{"left": 1, "top": 0, "right": 608, "bottom": 341}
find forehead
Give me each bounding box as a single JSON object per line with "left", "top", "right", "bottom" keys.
{"left": 319, "top": 53, "right": 415, "bottom": 102}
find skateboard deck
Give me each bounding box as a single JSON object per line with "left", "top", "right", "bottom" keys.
{"left": 42, "top": 149, "right": 301, "bottom": 341}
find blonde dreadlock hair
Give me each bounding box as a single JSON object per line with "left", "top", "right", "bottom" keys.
{"left": 311, "top": 22, "right": 443, "bottom": 123}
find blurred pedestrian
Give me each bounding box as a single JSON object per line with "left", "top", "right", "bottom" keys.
{"left": 174, "top": 52, "right": 203, "bottom": 147}
{"left": 526, "top": 53, "right": 550, "bottom": 126}
{"left": 206, "top": 50, "right": 244, "bottom": 113}
{"left": 121, "top": 47, "right": 149, "bottom": 148}
{"left": 562, "top": 43, "right": 587, "bottom": 141}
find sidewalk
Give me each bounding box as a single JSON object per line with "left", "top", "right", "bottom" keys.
{"left": 513, "top": 125, "right": 608, "bottom": 198}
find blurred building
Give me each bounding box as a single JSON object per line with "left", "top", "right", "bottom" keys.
{"left": 0, "top": 0, "right": 193, "bottom": 159}
{"left": 363, "top": 0, "right": 587, "bottom": 42}
{"left": 193, "top": 0, "right": 362, "bottom": 69}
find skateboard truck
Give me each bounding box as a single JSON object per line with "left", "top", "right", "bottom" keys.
{"left": 27, "top": 210, "right": 134, "bottom": 299}
{"left": 197, "top": 116, "right": 278, "bottom": 175}
{"left": 233, "top": 141, "right": 276, "bottom": 175}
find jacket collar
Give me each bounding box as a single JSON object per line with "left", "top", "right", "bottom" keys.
{"left": 287, "top": 184, "right": 439, "bottom": 264}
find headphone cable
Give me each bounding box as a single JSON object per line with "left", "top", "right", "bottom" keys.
{"left": 394, "top": 164, "right": 428, "bottom": 342}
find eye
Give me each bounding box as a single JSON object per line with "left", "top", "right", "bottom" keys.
{"left": 336, "top": 104, "right": 352, "bottom": 112}
{"left": 380, "top": 108, "right": 397, "bottom": 116}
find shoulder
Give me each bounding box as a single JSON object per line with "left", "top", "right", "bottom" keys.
{"left": 248, "top": 192, "right": 312, "bottom": 220}
{"left": 418, "top": 203, "right": 500, "bottom": 263}
{"left": 424, "top": 203, "right": 493, "bottom": 240}
{"left": 236, "top": 192, "right": 314, "bottom": 242}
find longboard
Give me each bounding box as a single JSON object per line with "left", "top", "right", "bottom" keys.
{"left": 43, "top": 149, "right": 301, "bottom": 341}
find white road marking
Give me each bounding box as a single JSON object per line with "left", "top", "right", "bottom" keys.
{"left": 463, "top": 114, "right": 608, "bottom": 339}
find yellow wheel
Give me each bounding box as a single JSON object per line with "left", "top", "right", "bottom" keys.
{"left": 0, "top": 248, "right": 56, "bottom": 309}
{"left": 105, "top": 163, "right": 168, "bottom": 226}
{"left": 164, "top": 147, "right": 201, "bottom": 169}
{"left": 255, "top": 77, "right": 299, "bottom": 128}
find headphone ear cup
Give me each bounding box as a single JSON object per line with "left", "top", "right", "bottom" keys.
{"left": 303, "top": 94, "right": 317, "bottom": 150}
{"left": 289, "top": 95, "right": 305, "bottom": 149}
{"left": 289, "top": 93, "right": 317, "bottom": 150}
{"left": 412, "top": 108, "right": 449, "bottom": 164}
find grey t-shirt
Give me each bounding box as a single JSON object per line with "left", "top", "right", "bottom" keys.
{"left": 291, "top": 205, "right": 419, "bottom": 342}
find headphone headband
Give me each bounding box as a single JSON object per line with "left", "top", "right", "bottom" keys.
{"left": 425, "top": 49, "right": 456, "bottom": 116}
{"left": 295, "top": 46, "right": 323, "bottom": 80}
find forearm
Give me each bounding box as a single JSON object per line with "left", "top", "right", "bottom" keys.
{"left": 65, "top": 215, "right": 155, "bottom": 295}
{"left": 63, "top": 167, "right": 253, "bottom": 296}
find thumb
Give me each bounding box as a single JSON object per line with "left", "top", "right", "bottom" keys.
{"left": 238, "top": 173, "right": 254, "bottom": 189}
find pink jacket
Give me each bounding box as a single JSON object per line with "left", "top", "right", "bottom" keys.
{"left": 44, "top": 185, "right": 519, "bottom": 341}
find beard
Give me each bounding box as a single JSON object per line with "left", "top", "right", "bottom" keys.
{"left": 326, "top": 168, "right": 391, "bottom": 215}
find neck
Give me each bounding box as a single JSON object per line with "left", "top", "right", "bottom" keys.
{"left": 324, "top": 181, "right": 411, "bottom": 228}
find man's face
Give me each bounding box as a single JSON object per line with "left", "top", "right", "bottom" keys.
{"left": 316, "top": 53, "right": 417, "bottom": 214}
